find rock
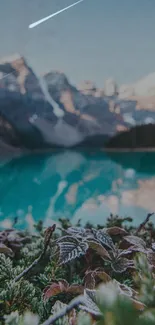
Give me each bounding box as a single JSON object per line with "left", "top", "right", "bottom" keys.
{"left": 104, "top": 78, "right": 117, "bottom": 96}
{"left": 118, "top": 85, "right": 135, "bottom": 99}
{"left": 130, "top": 96, "right": 155, "bottom": 111}
{"left": 29, "top": 116, "right": 84, "bottom": 148}
{"left": 0, "top": 54, "right": 45, "bottom": 99}
{"left": 94, "top": 89, "right": 105, "bottom": 98}
{"left": 77, "top": 80, "right": 96, "bottom": 95}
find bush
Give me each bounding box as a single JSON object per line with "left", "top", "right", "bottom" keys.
{"left": 1, "top": 214, "right": 155, "bottom": 324}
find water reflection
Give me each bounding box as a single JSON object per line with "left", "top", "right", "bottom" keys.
{"left": 0, "top": 150, "right": 155, "bottom": 230}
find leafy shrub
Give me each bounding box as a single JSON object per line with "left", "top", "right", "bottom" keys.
{"left": 1, "top": 214, "right": 155, "bottom": 324}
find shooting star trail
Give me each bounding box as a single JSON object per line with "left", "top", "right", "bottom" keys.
{"left": 29, "top": 0, "right": 84, "bottom": 29}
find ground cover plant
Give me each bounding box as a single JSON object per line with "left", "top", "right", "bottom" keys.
{"left": 1, "top": 213, "right": 155, "bottom": 324}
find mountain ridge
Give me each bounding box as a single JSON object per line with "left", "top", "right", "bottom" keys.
{"left": 0, "top": 54, "right": 155, "bottom": 156}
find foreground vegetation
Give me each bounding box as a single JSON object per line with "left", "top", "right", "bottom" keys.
{"left": 1, "top": 214, "right": 155, "bottom": 324}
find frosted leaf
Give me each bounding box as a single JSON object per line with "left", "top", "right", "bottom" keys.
{"left": 67, "top": 227, "right": 86, "bottom": 236}
{"left": 58, "top": 237, "right": 88, "bottom": 265}
{"left": 96, "top": 230, "right": 115, "bottom": 250}
{"left": 80, "top": 289, "right": 101, "bottom": 316}
{"left": 88, "top": 240, "right": 111, "bottom": 260}
{"left": 124, "top": 236, "right": 146, "bottom": 249}
{"left": 111, "top": 257, "right": 134, "bottom": 273}
{"left": 106, "top": 227, "right": 128, "bottom": 236}
{"left": 0, "top": 243, "right": 14, "bottom": 256}
{"left": 118, "top": 248, "right": 135, "bottom": 257}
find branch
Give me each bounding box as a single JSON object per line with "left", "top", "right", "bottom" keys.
{"left": 14, "top": 224, "right": 56, "bottom": 282}
{"left": 135, "top": 213, "right": 154, "bottom": 235}
{"left": 41, "top": 295, "right": 85, "bottom": 325}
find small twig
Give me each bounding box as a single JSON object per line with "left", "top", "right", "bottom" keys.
{"left": 14, "top": 224, "right": 56, "bottom": 282}
{"left": 135, "top": 213, "right": 154, "bottom": 235}
{"left": 41, "top": 295, "right": 85, "bottom": 325}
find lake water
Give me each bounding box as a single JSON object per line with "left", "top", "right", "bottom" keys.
{"left": 0, "top": 150, "right": 155, "bottom": 230}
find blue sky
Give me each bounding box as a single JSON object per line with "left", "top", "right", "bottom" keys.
{"left": 0, "top": 0, "right": 155, "bottom": 86}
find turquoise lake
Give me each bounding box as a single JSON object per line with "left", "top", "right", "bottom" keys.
{"left": 0, "top": 151, "right": 155, "bottom": 230}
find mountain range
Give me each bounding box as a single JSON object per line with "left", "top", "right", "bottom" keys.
{"left": 0, "top": 54, "right": 155, "bottom": 157}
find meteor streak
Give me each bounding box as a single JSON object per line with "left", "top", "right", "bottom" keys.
{"left": 29, "top": 0, "right": 84, "bottom": 29}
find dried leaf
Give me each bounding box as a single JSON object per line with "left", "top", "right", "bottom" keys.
{"left": 95, "top": 230, "right": 115, "bottom": 250}
{"left": 68, "top": 308, "right": 77, "bottom": 325}
{"left": 112, "top": 280, "right": 144, "bottom": 310}
{"left": 43, "top": 280, "right": 68, "bottom": 299}
{"left": 106, "top": 227, "right": 128, "bottom": 236}
{"left": 44, "top": 224, "right": 56, "bottom": 246}
{"left": 84, "top": 272, "right": 96, "bottom": 289}
{"left": 0, "top": 243, "right": 14, "bottom": 256}
{"left": 96, "top": 270, "right": 111, "bottom": 283}
{"left": 113, "top": 280, "right": 133, "bottom": 298}
{"left": 111, "top": 257, "right": 134, "bottom": 273}
{"left": 44, "top": 280, "right": 83, "bottom": 300}
{"left": 124, "top": 236, "right": 146, "bottom": 249}
{"left": 119, "top": 284, "right": 137, "bottom": 299}
{"left": 88, "top": 240, "right": 111, "bottom": 260}
{"left": 132, "top": 299, "right": 145, "bottom": 311}
{"left": 67, "top": 284, "right": 84, "bottom": 295}
{"left": 58, "top": 237, "right": 88, "bottom": 265}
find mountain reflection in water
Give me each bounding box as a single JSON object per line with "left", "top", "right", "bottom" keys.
{"left": 0, "top": 151, "right": 155, "bottom": 230}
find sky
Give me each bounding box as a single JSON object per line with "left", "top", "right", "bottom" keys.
{"left": 0, "top": 0, "right": 155, "bottom": 87}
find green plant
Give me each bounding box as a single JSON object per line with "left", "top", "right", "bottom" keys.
{"left": 1, "top": 214, "right": 155, "bottom": 324}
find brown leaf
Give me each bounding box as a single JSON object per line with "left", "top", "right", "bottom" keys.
{"left": 117, "top": 282, "right": 135, "bottom": 298}
{"left": 132, "top": 299, "right": 145, "bottom": 311}
{"left": 96, "top": 270, "right": 111, "bottom": 283}
{"left": 88, "top": 240, "right": 111, "bottom": 260}
{"left": 0, "top": 243, "right": 14, "bottom": 256}
{"left": 68, "top": 308, "right": 77, "bottom": 325}
{"left": 111, "top": 257, "right": 134, "bottom": 273}
{"left": 43, "top": 280, "right": 68, "bottom": 299}
{"left": 124, "top": 236, "right": 146, "bottom": 249}
{"left": 112, "top": 279, "right": 132, "bottom": 297}
{"left": 106, "top": 227, "right": 128, "bottom": 236}
{"left": 67, "top": 284, "right": 84, "bottom": 295}
{"left": 58, "top": 279, "right": 69, "bottom": 289}
{"left": 44, "top": 224, "right": 56, "bottom": 247}
{"left": 84, "top": 272, "right": 96, "bottom": 289}
{"left": 44, "top": 280, "right": 83, "bottom": 300}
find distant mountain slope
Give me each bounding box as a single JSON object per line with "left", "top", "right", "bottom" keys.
{"left": 134, "top": 72, "right": 155, "bottom": 96}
